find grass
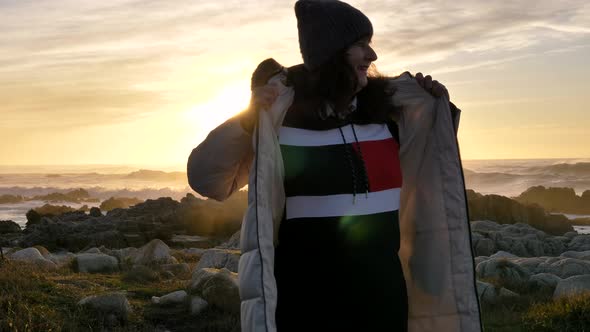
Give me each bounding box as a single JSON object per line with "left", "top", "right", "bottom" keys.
{"left": 0, "top": 259, "right": 239, "bottom": 331}
{"left": 479, "top": 276, "right": 590, "bottom": 332}
{"left": 3, "top": 256, "right": 587, "bottom": 332}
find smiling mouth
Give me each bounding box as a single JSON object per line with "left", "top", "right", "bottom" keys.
{"left": 357, "top": 65, "right": 370, "bottom": 72}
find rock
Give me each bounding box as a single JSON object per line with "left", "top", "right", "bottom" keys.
{"left": 170, "top": 235, "right": 213, "bottom": 249}
{"left": 152, "top": 290, "right": 188, "bottom": 306}
{"left": 471, "top": 220, "right": 502, "bottom": 233}
{"left": 476, "top": 258, "right": 530, "bottom": 289}
{"left": 133, "top": 239, "right": 177, "bottom": 266}
{"left": 9, "top": 247, "right": 57, "bottom": 270}
{"left": 543, "top": 237, "right": 566, "bottom": 256}
{"left": 513, "top": 257, "right": 546, "bottom": 273}
{"left": 490, "top": 251, "right": 518, "bottom": 259}
{"left": 561, "top": 250, "right": 590, "bottom": 261}
{"left": 102, "top": 247, "right": 138, "bottom": 265}
{"left": 553, "top": 275, "right": 590, "bottom": 299}
{"left": 123, "top": 265, "right": 160, "bottom": 282}
{"left": 537, "top": 258, "right": 590, "bottom": 279}
{"left": 183, "top": 248, "right": 207, "bottom": 256}
{"left": 564, "top": 231, "right": 578, "bottom": 239}
{"left": 48, "top": 251, "right": 76, "bottom": 268}
{"left": 161, "top": 263, "right": 191, "bottom": 277}
{"left": 195, "top": 248, "right": 240, "bottom": 273}
{"left": 475, "top": 238, "right": 496, "bottom": 257}
{"left": 190, "top": 296, "right": 209, "bottom": 316}
{"left": 0, "top": 220, "right": 21, "bottom": 234}
{"left": 89, "top": 207, "right": 102, "bottom": 217}
{"left": 10, "top": 247, "right": 44, "bottom": 261}
{"left": 218, "top": 230, "right": 240, "bottom": 249}
{"left": 76, "top": 253, "right": 119, "bottom": 273}
{"left": 568, "top": 235, "right": 590, "bottom": 251}
{"left": 190, "top": 268, "right": 239, "bottom": 313}
{"left": 474, "top": 256, "right": 489, "bottom": 266}
{"left": 84, "top": 247, "right": 102, "bottom": 254}
{"left": 529, "top": 273, "right": 562, "bottom": 290}
{"left": 78, "top": 292, "right": 131, "bottom": 321}
{"left": 476, "top": 281, "right": 519, "bottom": 304}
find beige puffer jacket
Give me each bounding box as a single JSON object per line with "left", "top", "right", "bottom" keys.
{"left": 187, "top": 69, "right": 483, "bottom": 332}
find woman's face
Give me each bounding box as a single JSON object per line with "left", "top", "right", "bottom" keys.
{"left": 346, "top": 37, "right": 378, "bottom": 92}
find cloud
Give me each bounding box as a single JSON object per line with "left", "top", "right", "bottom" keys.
{"left": 0, "top": 0, "right": 588, "bottom": 129}
{"left": 353, "top": 0, "right": 589, "bottom": 63}
{"left": 0, "top": 0, "right": 288, "bottom": 128}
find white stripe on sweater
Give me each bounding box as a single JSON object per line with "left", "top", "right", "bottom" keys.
{"left": 279, "top": 123, "right": 392, "bottom": 147}
{"left": 285, "top": 188, "right": 400, "bottom": 219}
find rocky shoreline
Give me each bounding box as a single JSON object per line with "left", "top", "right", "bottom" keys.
{"left": 3, "top": 218, "right": 590, "bottom": 330}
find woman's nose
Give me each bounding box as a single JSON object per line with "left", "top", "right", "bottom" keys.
{"left": 366, "top": 45, "right": 378, "bottom": 62}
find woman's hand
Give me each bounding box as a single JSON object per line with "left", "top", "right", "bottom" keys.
{"left": 239, "top": 84, "right": 279, "bottom": 133}
{"left": 415, "top": 72, "right": 450, "bottom": 100}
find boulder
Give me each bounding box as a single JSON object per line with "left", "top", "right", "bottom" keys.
{"left": 190, "top": 268, "right": 239, "bottom": 313}
{"left": 76, "top": 253, "right": 119, "bottom": 273}
{"left": 78, "top": 292, "right": 131, "bottom": 321}
{"left": 476, "top": 258, "right": 530, "bottom": 289}
{"left": 471, "top": 220, "right": 502, "bottom": 233}
{"left": 195, "top": 248, "right": 240, "bottom": 273}
{"left": 476, "top": 281, "right": 519, "bottom": 304}
{"left": 529, "top": 273, "right": 562, "bottom": 290}
{"left": 0, "top": 220, "right": 21, "bottom": 234}
{"left": 490, "top": 251, "right": 518, "bottom": 259}
{"left": 133, "top": 239, "right": 177, "bottom": 266}
{"left": 151, "top": 290, "right": 188, "bottom": 306}
{"left": 474, "top": 238, "right": 495, "bottom": 257}
{"left": 170, "top": 235, "right": 213, "bottom": 249}
{"left": 9, "top": 247, "right": 57, "bottom": 270}
{"left": 190, "top": 296, "right": 209, "bottom": 316}
{"left": 536, "top": 258, "right": 590, "bottom": 279}
{"left": 560, "top": 250, "right": 590, "bottom": 261}
{"left": 512, "top": 257, "right": 546, "bottom": 273}
{"left": 161, "top": 263, "right": 191, "bottom": 277}
{"left": 568, "top": 235, "right": 590, "bottom": 251}
{"left": 553, "top": 275, "right": 590, "bottom": 299}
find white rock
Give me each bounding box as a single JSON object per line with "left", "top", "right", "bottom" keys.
{"left": 76, "top": 253, "right": 119, "bottom": 273}
{"left": 9, "top": 247, "right": 57, "bottom": 270}
{"left": 490, "top": 251, "right": 518, "bottom": 259}
{"left": 553, "top": 275, "right": 590, "bottom": 299}
{"left": 157, "top": 290, "right": 188, "bottom": 306}
{"left": 194, "top": 248, "right": 240, "bottom": 273}
{"left": 133, "top": 239, "right": 177, "bottom": 266}
{"left": 529, "top": 273, "right": 562, "bottom": 289}
{"left": 190, "top": 296, "right": 209, "bottom": 315}
{"left": 78, "top": 292, "right": 132, "bottom": 321}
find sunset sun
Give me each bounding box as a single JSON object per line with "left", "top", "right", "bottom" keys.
{"left": 186, "top": 81, "right": 252, "bottom": 132}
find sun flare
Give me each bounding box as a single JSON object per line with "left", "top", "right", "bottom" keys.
{"left": 185, "top": 81, "right": 252, "bottom": 133}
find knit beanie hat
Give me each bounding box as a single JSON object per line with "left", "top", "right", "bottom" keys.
{"left": 295, "top": 0, "right": 373, "bottom": 71}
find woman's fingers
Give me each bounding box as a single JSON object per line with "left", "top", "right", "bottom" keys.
{"left": 415, "top": 72, "right": 424, "bottom": 87}
{"left": 415, "top": 72, "right": 450, "bottom": 99}
{"left": 424, "top": 75, "right": 432, "bottom": 91}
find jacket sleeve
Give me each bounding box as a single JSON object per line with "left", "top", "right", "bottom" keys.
{"left": 187, "top": 116, "right": 253, "bottom": 201}
{"left": 449, "top": 101, "right": 461, "bottom": 135}
{"left": 186, "top": 58, "right": 284, "bottom": 202}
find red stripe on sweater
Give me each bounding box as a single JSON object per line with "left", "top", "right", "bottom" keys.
{"left": 352, "top": 138, "right": 402, "bottom": 192}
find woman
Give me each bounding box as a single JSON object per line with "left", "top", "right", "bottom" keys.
{"left": 188, "top": 1, "right": 482, "bottom": 331}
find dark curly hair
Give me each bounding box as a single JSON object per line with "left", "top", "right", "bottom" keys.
{"left": 285, "top": 51, "right": 401, "bottom": 124}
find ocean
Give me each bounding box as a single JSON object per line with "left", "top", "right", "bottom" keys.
{"left": 1, "top": 159, "right": 589, "bottom": 233}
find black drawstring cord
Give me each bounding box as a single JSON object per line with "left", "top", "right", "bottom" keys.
{"left": 338, "top": 123, "right": 370, "bottom": 204}
{"left": 350, "top": 123, "right": 370, "bottom": 198}
{"left": 338, "top": 126, "right": 357, "bottom": 204}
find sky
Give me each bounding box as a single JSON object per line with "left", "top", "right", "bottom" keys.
{"left": 1, "top": 0, "right": 589, "bottom": 169}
